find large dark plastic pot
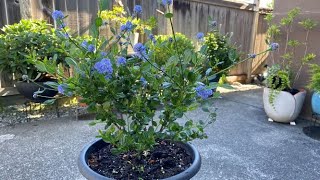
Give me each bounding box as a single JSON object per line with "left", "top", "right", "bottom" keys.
{"left": 78, "top": 139, "right": 201, "bottom": 180}
{"left": 16, "top": 81, "right": 58, "bottom": 103}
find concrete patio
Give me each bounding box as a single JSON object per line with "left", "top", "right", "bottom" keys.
{"left": 1, "top": 86, "right": 320, "bottom": 180}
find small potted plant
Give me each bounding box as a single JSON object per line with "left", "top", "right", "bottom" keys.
{"left": 0, "top": 19, "right": 70, "bottom": 103}
{"left": 308, "top": 64, "right": 320, "bottom": 115}
{"left": 99, "top": 5, "right": 156, "bottom": 46}
{"left": 263, "top": 8, "right": 318, "bottom": 124}
{"left": 36, "top": 2, "right": 271, "bottom": 179}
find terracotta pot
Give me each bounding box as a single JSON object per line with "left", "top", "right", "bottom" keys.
{"left": 263, "top": 87, "right": 306, "bottom": 123}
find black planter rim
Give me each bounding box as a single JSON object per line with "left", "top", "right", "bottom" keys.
{"left": 78, "top": 138, "right": 201, "bottom": 180}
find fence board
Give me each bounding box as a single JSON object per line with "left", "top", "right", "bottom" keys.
{"left": 0, "top": 0, "right": 269, "bottom": 90}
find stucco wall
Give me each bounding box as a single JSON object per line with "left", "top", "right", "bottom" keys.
{"left": 273, "top": 0, "right": 320, "bottom": 119}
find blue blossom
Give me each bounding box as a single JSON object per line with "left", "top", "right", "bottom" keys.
{"left": 168, "top": 37, "right": 173, "bottom": 43}
{"left": 209, "top": 20, "right": 217, "bottom": 28}
{"left": 196, "top": 32, "right": 204, "bottom": 40}
{"left": 134, "top": 5, "right": 142, "bottom": 14}
{"left": 133, "top": 43, "right": 147, "bottom": 60}
{"left": 101, "top": 52, "right": 107, "bottom": 57}
{"left": 140, "top": 77, "right": 147, "bottom": 86}
{"left": 248, "top": 54, "right": 256, "bottom": 59}
{"left": 87, "top": 44, "right": 95, "bottom": 53}
{"left": 58, "top": 22, "right": 66, "bottom": 29}
{"left": 33, "top": 93, "right": 38, "bottom": 99}
{"left": 195, "top": 85, "right": 213, "bottom": 99}
{"left": 116, "top": 35, "right": 121, "bottom": 40}
{"left": 149, "top": 34, "right": 156, "bottom": 43}
{"left": 52, "top": 10, "right": 64, "bottom": 20}
{"left": 64, "top": 33, "right": 69, "bottom": 38}
{"left": 57, "top": 84, "right": 66, "bottom": 95}
{"left": 162, "top": 0, "right": 173, "bottom": 5}
{"left": 94, "top": 58, "right": 113, "bottom": 76}
{"left": 81, "top": 41, "right": 88, "bottom": 49}
{"left": 117, "top": 56, "right": 127, "bottom": 66}
{"left": 120, "top": 21, "right": 133, "bottom": 32}
{"left": 270, "top": 43, "right": 279, "bottom": 51}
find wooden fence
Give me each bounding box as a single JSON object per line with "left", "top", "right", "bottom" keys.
{"left": 0, "top": 0, "right": 270, "bottom": 94}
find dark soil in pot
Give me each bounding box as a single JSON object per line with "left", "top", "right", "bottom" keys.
{"left": 284, "top": 88, "right": 300, "bottom": 96}
{"left": 88, "top": 140, "right": 192, "bottom": 180}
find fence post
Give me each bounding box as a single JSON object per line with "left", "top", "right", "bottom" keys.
{"left": 246, "top": 0, "right": 260, "bottom": 83}
{"left": 19, "top": 0, "right": 32, "bottom": 19}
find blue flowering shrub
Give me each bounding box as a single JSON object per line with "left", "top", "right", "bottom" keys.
{"left": 35, "top": 4, "right": 272, "bottom": 154}
{"left": 0, "top": 19, "right": 70, "bottom": 80}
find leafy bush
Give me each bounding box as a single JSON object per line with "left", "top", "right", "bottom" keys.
{"left": 204, "top": 31, "right": 239, "bottom": 77}
{"left": 0, "top": 19, "right": 70, "bottom": 80}
{"left": 308, "top": 64, "right": 320, "bottom": 93}
{"left": 34, "top": 5, "right": 270, "bottom": 155}
{"left": 146, "top": 33, "right": 194, "bottom": 65}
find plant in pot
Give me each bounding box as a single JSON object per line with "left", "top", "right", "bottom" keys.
{"left": 202, "top": 29, "right": 240, "bottom": 90}
{"left": 99, "top": 5, "right": 156, "bottom": 46}
{"left": 36, "top": 2, "right": 271, "bottom": 179}
{"left": 308, "top": 64, "right": 320, "bottom": 115}
{"left": 263, "top": 8, "right": 318, "bottom": 124}
{"left": 0, "top": 19, "right": 70, "bottom": 103}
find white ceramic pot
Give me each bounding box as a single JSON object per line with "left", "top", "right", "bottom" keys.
{"left": 263, "top": 87, "right": 306, "bottom": 123}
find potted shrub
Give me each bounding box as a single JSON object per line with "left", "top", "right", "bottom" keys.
{"left": 308, "top": 64, "right": 320, "bottom": 115}
{"left": 37, "top": 2, "right": 271, "bottom": 179}
{"left": 0, "top": 19, "right": 70, "bottom": 103}
{"left": 263, "top": 8, "right": 318, "bottom": 124}
{"left": 203, "top": 29, "right": 240, "bottom": 84}
{"left": 99, "top": 5, "right": 156, "bottom": 46}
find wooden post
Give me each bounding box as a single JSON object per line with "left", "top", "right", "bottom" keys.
{"left": 19, "top": 0, "right": 32, "bottom": 19}
{"left": 246, "top": 0, "right": 260, "bottom": 83}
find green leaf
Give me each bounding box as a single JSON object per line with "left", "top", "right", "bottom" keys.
{"left": 95, "top": 17, "right": 103, "bottom": 27}
{"left": 99, "top": 0, "right": 109, "bottom": 11}
{"left": 165, "top": 13, "right": 173, "bottom": 19}
{"left": 43, "top": 99, "right": 55, "bottom": 105}
{"left": 205, "top": 68, "right": 212, "bottom": 76}
{"left": 35, "top": 61, "right": 47, "bottom": 72}
{"left": 65, "top": 57, "right": 77, "bottom": 67}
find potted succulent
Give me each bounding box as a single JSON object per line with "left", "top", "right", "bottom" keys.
{"left": 308, "top": 64, "right": 320, "bottom": 115}
{"left": 263, "top": 8, "right": 318, "bottom": 124}
{"left": 0, "top": 19, "right": 70, "bottom": 103}
{"left": 36, "top": 1, "right": 270, "bottom": 179}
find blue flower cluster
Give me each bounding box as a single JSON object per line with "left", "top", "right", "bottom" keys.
{"left": 149, "top": 34, "right": 156, "bottom": 44}
{"left": 195, "top": 85, "right": 213, "bottom": 99}
{"left": 209, "top": 20, "right": 217, "bottom": 28}
{"left": 81, "top": 41, "right": 95, "bottom": 53}
{"left": 120, "top": 21, "right": 133, "bottom": 32}
{"left": 133, "top": 43, "right": 147, "bottom": 60}
{"left": 52, "top": 10, "right": 64, "bottom": 20}
{"left": 134, "top": 5, "right": 142, "bottom": 15}
{"left": 248, "top": 54, "right": 256, "bottom": 59}
{"left": 140, "top": 77, "right": 147, "bottom": 86}
{"left": 196, "top": 32, "right": 204, "bottom": 41}
{"left": 270, "top": 43, "right": 279, "bottom": 51}
{"left": 162, "top": 0, "right": 173, "bottom": 5}
{"left": 94, "top": 58, "right": 113, "bottom": 79}
{"left": 101, "top": 52, "right": 108, "bottom": 57}
{"left": 57, "top": 84, "right": 73, "bottom": 96}
{"left": 117, "top": 56, "right": 127, "bottom": 66}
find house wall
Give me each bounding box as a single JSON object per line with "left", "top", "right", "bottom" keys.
{"left": 273, "top": 0, "right": 320, "bottom": 119}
